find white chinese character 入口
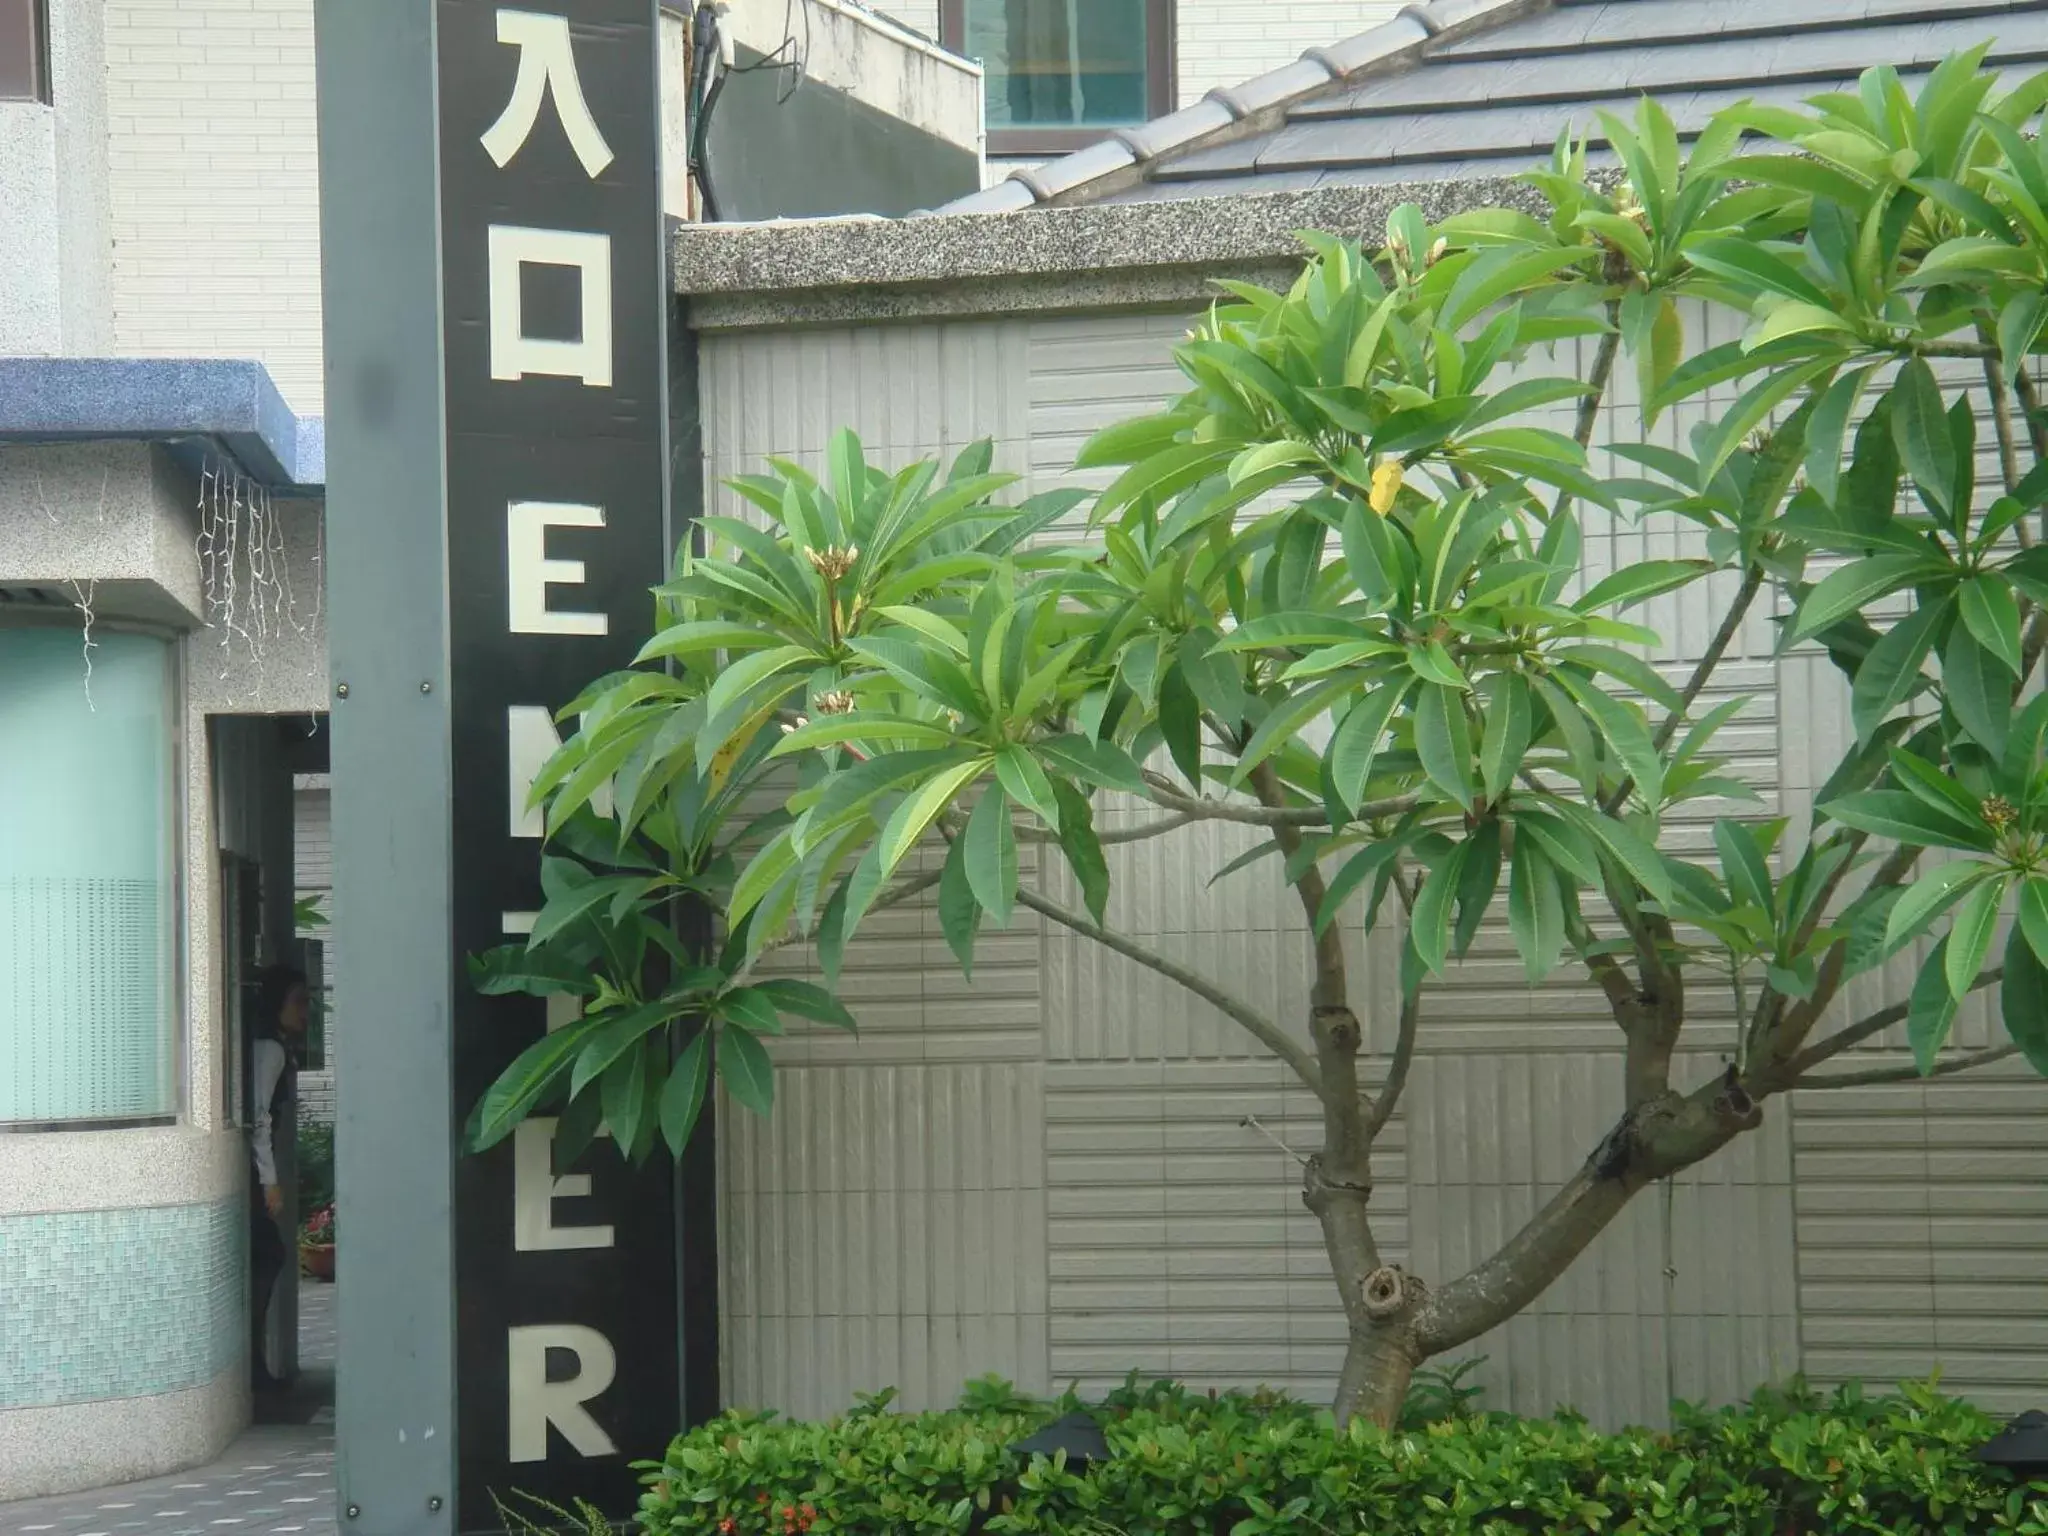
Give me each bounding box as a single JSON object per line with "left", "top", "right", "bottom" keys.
{"left": 487, "top": 225, "right": 613, "bottom": 386}
{"left": 481, "top": 9, "right": 615, "bottom": 179}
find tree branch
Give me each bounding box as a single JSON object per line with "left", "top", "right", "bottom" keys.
{"left": 1982, "top": 351, "right": 2028, "bottom": 503}
{"left": 1014, "top": 811, "right": 1198, "bottom": 846}
{"left": 1137, "top": 771, "right": 1417, "bottom": 829}
{"left": 1765, "top": 967, "right": 2004, "bottom": 1085}
{"left": 1794, "top": 1042, "right": 2019, "bottom": 1091}
{"left": 1013, "top": 883, "right": 1326, "bottom": 1100}
{"left": 1599, "top": 562, "right": 1764, "bottom": 815}
{"left": 1574, "top": 306, "right": 1622, "bottom": 452}
{"left": 1363, "top": 987, "right": 1420, "bottom": 1140}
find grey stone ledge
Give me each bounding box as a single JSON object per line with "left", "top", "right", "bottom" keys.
{"left": 674, "top": 174, "right": 1554, "bottom": 322}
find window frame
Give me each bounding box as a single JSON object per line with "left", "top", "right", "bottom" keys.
{"left": 0, "top": 612, "right": 187, "bottom": 1132}
{"left": 0, "top": 0, "right": 52, "bottom": 106}
{"left": 940, "top": 0, "right": 1175, "bottom": 157}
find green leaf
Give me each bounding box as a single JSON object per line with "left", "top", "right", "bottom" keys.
{"left": 1943, "top": 626, "right": 2012, "bottom": 756}
{"left": 599, "top": 1038, "right": 650, "bottom": 1156}
{"left": 718, "top": 986, "right": 784, "bottom": 1038}
{"left": 1408, "top": 640, "right": 1470, "bottom": 691}
{"left": 570, "top": 1001, "right": 670, "bottom": 1097}
{"left": 877, "top": 759, "right": 990, "bottom": 878}
{"left": 1831, "top": 790, "right": 1995, "bottom": 852}
{"left": 756, "top": 979, "right": 858, "bottom": 1032}
{"left": 659, "top": 1030, "right": 711, "bottom": 1157}
{"left": 1850, "top": 598, "right": 1947, "bottom": 742}
{"left": 1890, "top": 358, "right": 1958, "bottom": 517}
{"left": 1411, "top": 844, "right": 1469, "bottom": 976}
{"left": 717, "top": 1023, "right": 775, "bottom": 1116}
{"left": 1551, "top": 668, "right": 1662, "bottom": 806}
{"left": 1233, "top": 676, "right": 1355, "bottom": 785}
{"left": 2002, "top": 923, "right": 2048, "bottom": 1074}
{"left": 1907, "top": 936, "right": 1959, "bottom": 1075}
{"left": 1790, "top": 554, "right": 1948, "bottom": 644}
{"left": 1805, "top": 365, "right": 1878, "bottom": 506}
{"left": 1945, "top": 875, "right": 2007, "bottom": 1001}
{"left": 468, "top": 1015, "right": 604, "bottom": 1151}
{"left": 1507, "top": 833, "right": 1565, "bottom": 983}
{"left": 1478, "top": 673, "right": 1534, "bottom": 806}
{"left": 1575, "top": 560, "right": 1714, "bottom": 614}
{"left": 1415, "top": 682, "right": 1477, "bottom": 810}
{"left": 1034, "top": 735, "right": 1147, "bottom": 797}
{"left": 991, "top": 745, "right": 1058, "bottom": 832}
{"left": 1685, "top": 236, "right": 1836, "bottom": 307}
{"left": 2019, "top": 876, "right": 2048, "bottom": 972}
{"left": 1958, "top": 575, "right": 2023, "bottom": 676}
{"left": 1548, "top": 799, "right": 1673, "bottom": 903}
{"left": 1157, "top": 662, "right": 1204, "bottom": 788}
{"left": 1327, "top": 680, "right": 1414, "bottom": 813}
{"left": 1713, "top": 819, "right": 1774, "bottom": 918}
{"left": 1885, "top": 861, "right": 1990, "bottom": 953}
{"left": 1052, "top": 777, "right": 1111, "bottom": 926}
{"left": 1453, "top": 820, "right": 1503, "bottom": 960}
{"left": 965, "top": 782, "right": 1019, "bottom": 927}
{"left": 1888, "top": 748, "right": 1989, "bottom": 833}
{"left": 938, "top": 831, "right": 982, "bottom": 976}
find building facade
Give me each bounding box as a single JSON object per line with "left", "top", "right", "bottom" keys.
{"left": 0, "top": 0, "right": 975, "bottom": 1502}
{"left": 5, "top": 0, "right": 2045, "bottom": 1508}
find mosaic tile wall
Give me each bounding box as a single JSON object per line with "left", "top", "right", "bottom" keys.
{"left": 0, "top": 1200, "right": 244, "bottom": 1408}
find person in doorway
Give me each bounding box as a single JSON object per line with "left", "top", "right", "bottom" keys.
{"left": 250, "top": 963, "right": 308, "bottom": 1394}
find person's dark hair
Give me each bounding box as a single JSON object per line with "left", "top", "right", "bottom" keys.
{"left": 253, "top": 963, "right": 308, "bottom": 1040}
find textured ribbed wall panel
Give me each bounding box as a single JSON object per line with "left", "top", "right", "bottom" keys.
{"left": 700, "top": 296, "right": 2042, "bottom": 1430}
{"left": 1406, "top": 1052, "right": 1799, "bottom": 1425}
{"left": 1791, "top": 1061, "right": 2048, "bottom": 1413}
{"left": 719, "top": 1059, "right": 1048, "bottom": 1417}
{"left": 1044, "top": 1060, "right": 1405, "bottom": 1399}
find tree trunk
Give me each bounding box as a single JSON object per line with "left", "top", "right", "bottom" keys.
{"left": 1335, "top": 1321, "right": 1417, "bottom": 1430}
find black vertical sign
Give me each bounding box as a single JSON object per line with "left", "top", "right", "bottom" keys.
{"left": 435, "top": 3, "right": 675, "bottom": 1527}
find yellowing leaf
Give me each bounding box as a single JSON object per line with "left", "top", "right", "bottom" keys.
{"left": 1369, "top": 459, "right": 1404, "bottom": 516}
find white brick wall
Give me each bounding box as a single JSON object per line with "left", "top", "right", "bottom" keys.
{"left": 105, "top": 0, "right": 325, "bottom": 414}
{"left": 1173, "top": 1, "right": 1408, "bottom": 106}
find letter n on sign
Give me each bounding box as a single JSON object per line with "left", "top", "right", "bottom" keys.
{"left": 433, "top": 0, "right": 677, "bottom": 1523}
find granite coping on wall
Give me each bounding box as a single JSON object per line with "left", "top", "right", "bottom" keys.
{"left": 0, "top": 357, "right": 325, "bottom": 491}
{"left": 670, "top": 177, "right": 1550, "bottom": 325}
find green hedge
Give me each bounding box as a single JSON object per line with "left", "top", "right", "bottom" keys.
{"left": 635, "top": 1378, "right": 2048, "bottom": 1536}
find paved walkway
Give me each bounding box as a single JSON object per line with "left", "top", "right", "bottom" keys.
{"left": 1, "top": 1286, "right": 337, "bottom": 1536}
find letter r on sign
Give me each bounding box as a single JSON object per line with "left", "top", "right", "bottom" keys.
{"left": 507, "top": 1324, "right": 618, "bottom": 1462}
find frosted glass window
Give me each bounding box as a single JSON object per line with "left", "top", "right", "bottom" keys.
{"left": 0, "top": 628, "right": 178, "bottom": 1121}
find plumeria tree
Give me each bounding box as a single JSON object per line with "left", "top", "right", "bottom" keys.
{"left": 474, "top": 50, "right": 2048, "bottom": 1426}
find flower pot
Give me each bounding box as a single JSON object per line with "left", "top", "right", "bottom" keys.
{"left": 301, "top": 1241, "right": 335, "bottom": 1281}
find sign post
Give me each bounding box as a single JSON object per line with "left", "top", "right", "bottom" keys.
{"left": 319, "top": 3, "right": 681, "bottom": 1530}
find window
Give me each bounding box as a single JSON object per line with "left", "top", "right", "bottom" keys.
{"left": 941, "top": 0, "right": 1173, "bottom": 155}
{"left": 0, "top": 0, "right": 51, "bottom": 105}
{"left": 0, "top": 627, "right": 180, "bottom": 1123}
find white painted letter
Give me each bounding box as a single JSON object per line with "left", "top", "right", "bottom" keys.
{"left": 508, "top": 704, "right": 612, "bottom": 838}
{"left": 513, "top": 1119, "right": 615, "bottom": 1252}
{"left": 509, "top": 500, "right": 608, "bottom": 636}
{"left": 500, "top": 913, "right": 585, "bottom": 1033}
{"left": 507, "top": 1324, "right": 618, "bottom": 1462}
{"left": 481, "top": 9, "right": 615, "bottom": 178}
{"left": 488, "top": 226, "right": 613, "bottom": 387}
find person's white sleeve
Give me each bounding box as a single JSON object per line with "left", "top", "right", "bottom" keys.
{"left": 252, "top": 1039, "right": 285, "bottom": 1188}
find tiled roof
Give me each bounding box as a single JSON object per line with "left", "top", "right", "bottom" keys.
{"left": 937, "top": 0, "right": 2048, "bottom": 213}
